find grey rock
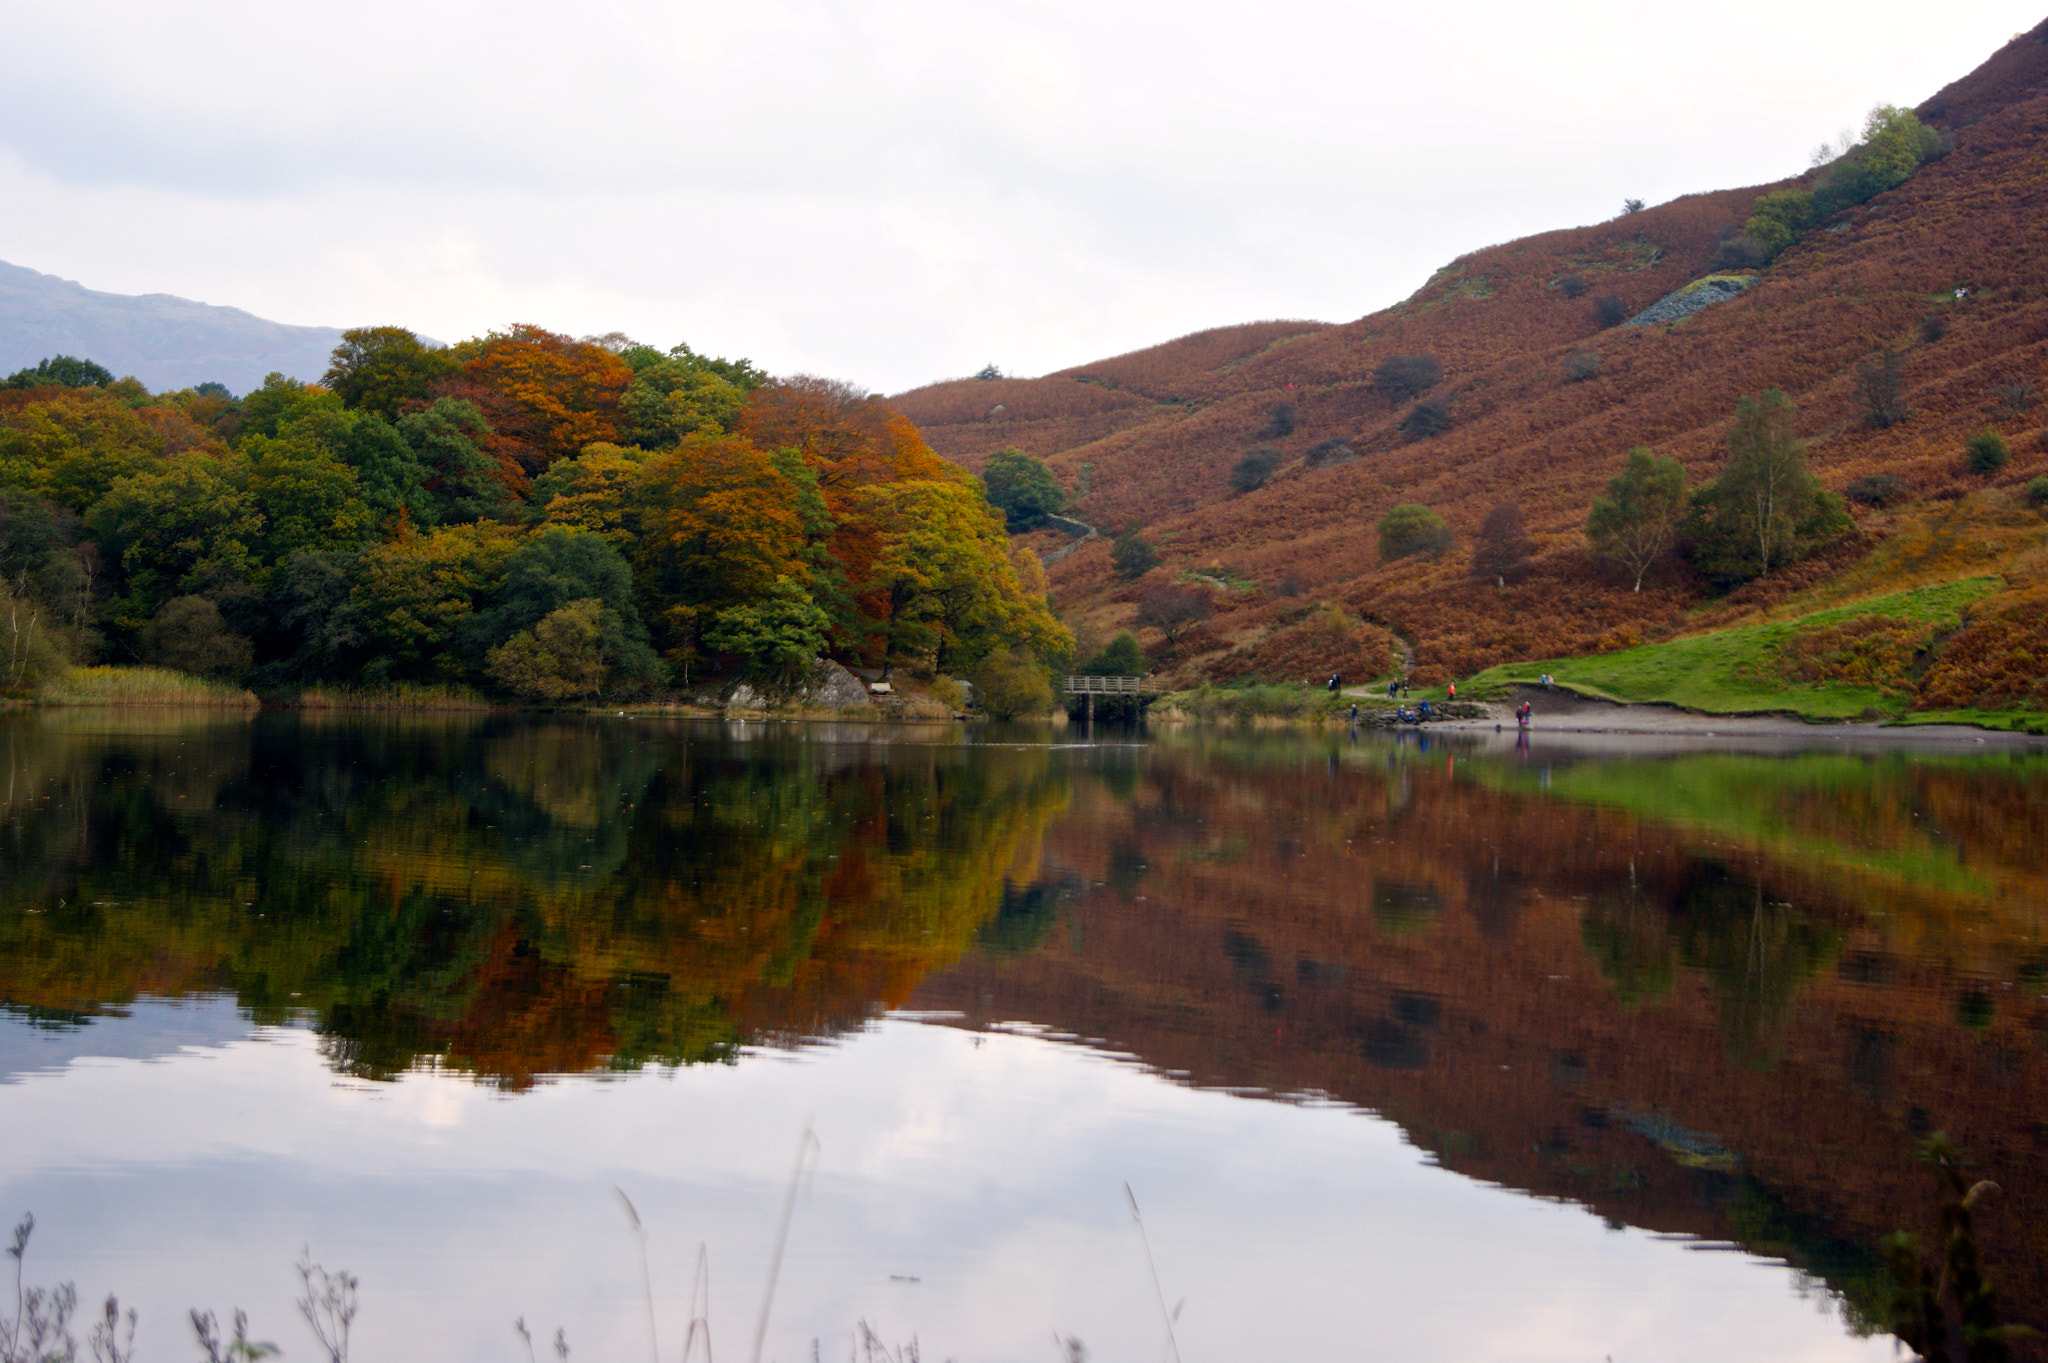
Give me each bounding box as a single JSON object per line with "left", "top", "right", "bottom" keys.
{"left": 805, "top": 659, "right": 873, "bottom": 709}
{"left": 1624, "top": 276, "right": 1755, "bottom": 329}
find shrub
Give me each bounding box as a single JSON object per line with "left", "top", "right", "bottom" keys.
{"left": 1135, "top": 585, "right": 1215, "bottom": 645}
{"left": 1743, "top": 189, "right": 1816, "bottom": 262}
{"left": 1847, "top": 473, "right": 1910, "bottom": 508}
{"left": 1275, "top": 570, "right": 1306, "bottom": 597}
{"left": 1561, "top": 350, "right": 1601, "bottom": 382}
{"left": 970, "top": 646, "right": 1054, "bottom": 718}
{"left": 1556, "top": 274, "right": 1589, "bottom": 299}
{"left": 1593, "top": 294, "right": 1630, "bottom": 327}
{"left": 1370, "top": 354, "right": 1441, "bottom": 405}
{"left": 1259, "top": 401, "right": 1296, "bottom": 439}
{"left": 138, "top": 596, "right": 254, "bottom": 681}
{"left": 1110, "top": 529, "right": 1160, "bottom": 580}
{"left": 1303, "top": 438, "right": 1355, "bottom": 467}
{"left": 1854, "top": 350, "right": 1911, "bottom": 429}
{"left": 1400, "top": 402, "right": 1452, "bottom": 441}
{"left": 488, "top": 597, "right": 611, "bottom": 700}
{"left": 1712, "top": 234, "right": 1767, "bottom": 270}
{"left": 1622, "top": 198, "right": 1646, "bottom": 215}
{"left": 1921, "top": 312, "right": 1950, "bottom": 343}
{"left": 1377, "top": 504, "right": 1453, "bottom": 562}
{"left": 1230, "top": 445, "right": 1282, "bottom": 493}
{"left": 1965, "top": 430, "right": 2010, "bottom": 475}
{"left": 2028, "top": 477, "right": 2048, "bottom": 509}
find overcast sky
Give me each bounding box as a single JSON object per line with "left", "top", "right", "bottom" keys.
{"left": 1, "top": 2, "right": 2040, "bottom": 394}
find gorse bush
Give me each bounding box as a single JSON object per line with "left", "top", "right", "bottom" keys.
{"left": 1230, "top": 445, "right": 1281, "bottom": 493}
{"left": 1965, "top": 429, "right": 2010, "bottom": 475}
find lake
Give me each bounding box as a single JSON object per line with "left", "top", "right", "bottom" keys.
{"left": 1, "top": 712, "right": 2042, "bottom": 1362}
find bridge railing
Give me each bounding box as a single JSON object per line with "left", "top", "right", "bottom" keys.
{"left": 1063, "top": 674, "right": 1160, "bottom": 695}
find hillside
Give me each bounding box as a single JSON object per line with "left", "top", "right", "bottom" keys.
{"left": 0, "top": 259, "right": 345, "bottom": 394}
{"left": 895, "top": 21, "right": 2048, "bottom": 690}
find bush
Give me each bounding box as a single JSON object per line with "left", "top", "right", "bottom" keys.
{"left": 1622, "top": 198, "right": 1646, "bottom": 215}
{"left": 1556, "top": 274, "right": 1589, "bottom": 299}
{"left": 487, "top": 597, "right": 610, "bottom": 700}
{"left": 1561, "top": 350, "right": 1601, "bottom": 382}
{"left": 1110, "top": 529, "right": 1161, "bottom": 580}
{"left": 2028, "top": 477, "right": 2048, "bottom": 509}
{"left": 970, "top": 646, "right": 1054, "bottom": 718}
{"left": 1854, "top": 350, "right": 1911, "bottom": 429}
{"left": 1593, "top": 294, "right": 1630, "bottom": 327}
{"left": 138, "top": 596, "right": 254, "bottom": 681}
{"left": 1921, "top": 312, "right": 1950, "bottom": 343}
{"left": 1743, "top": 189, "right": 1816, "bottom": 262}
{"left": 1712, "top": 234, "right": 1767, "bottom": 270}
{"left": 1303, "top": 438, "right": 1355, "bottom": 467}
{"left": 1400, "top": 402, "right": 1452, "bottom": 441}
{"left": 1275, "top": 570, "right": 1306, "bottom": 598}
{"left": 1965, "top": 430, "right": 2010, "bottom": 475}
{"left": 1377, "top": 504, "right": 1453, "bottom": 562}
{"left": 1259, "top": 401, "right": 1296, "bottom": 439}
{"left": 1230, "top": 445, "right": 1282, "bottom": 493}
{"left": 1370, "top": 354, "right": 1441, "bottom": 405}
{"left": 1847, "top": 473, "right": 1910, "bottom": 508}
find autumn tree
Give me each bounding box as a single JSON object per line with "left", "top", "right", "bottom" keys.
{"left": 1587, "top": 448, "right": 1687, "bottom": 592}
{"left": 980, "top": 448, "right": 1067, "bottom": 531}
{"left": 324, "top": 327, "right": 458, "bottom": 421}
{"left": 1855, "top": 350, "right": 1911, "bottom": 429}
{"left": 486, "top": 597, "right": 610, "bottom": 700}
{"left": 447, "top": 326, "right": 633, "bottom": 476}
{"left": 1135, "top": 585, "right": 1214, "bottom": 645}
{"left": 346, "top": 521, "right": 526, "bottom": 679}
{"left": 1687, "top": 391, "right": 1850, "bottom": 587}
{"left": 1470, "top": 502, "right": 1533, "bottom": 586}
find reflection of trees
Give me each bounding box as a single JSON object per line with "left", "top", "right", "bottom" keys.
{"left": 0, "top": 715, "right": 1069, "bottom": 1088}
{"left": 1581, "top": 864, "right": 1678, "bottom": 1007}
{"left": 1676, "top": 862, "right": 1841, "bottom": 1070}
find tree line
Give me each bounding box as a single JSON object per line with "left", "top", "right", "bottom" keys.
{"left": 0, "top": 326, "right": 1068, "bottom": 701}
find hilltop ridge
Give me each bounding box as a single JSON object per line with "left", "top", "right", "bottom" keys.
{"left": 896, "top": 19, "right": 2048, "bottom": 690}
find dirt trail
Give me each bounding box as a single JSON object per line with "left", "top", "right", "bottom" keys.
{"left": 1444, "top": 684, "right": 2041, "bottom": 746}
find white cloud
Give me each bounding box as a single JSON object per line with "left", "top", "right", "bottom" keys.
{"left": 0, "top": 1, "right": 2039, "bottom": 391}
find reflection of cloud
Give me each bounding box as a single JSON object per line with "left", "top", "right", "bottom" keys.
{"left": 0, "top": 1018, "right": 1889, "bottom": 1362}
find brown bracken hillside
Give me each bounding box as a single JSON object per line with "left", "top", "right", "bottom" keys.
{"left": 894, "top": 22, "right": 2048, "bottom": 683}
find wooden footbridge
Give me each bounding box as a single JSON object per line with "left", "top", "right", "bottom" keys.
{"left": 1063, "top": 674, "right": 1162, "bottom": 719}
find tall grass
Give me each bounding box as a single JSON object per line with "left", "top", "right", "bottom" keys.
{"left": 295, "top": 682, "right": 498, "bottom": 712}
{"left": 1157, "top": 683, "right": 1348, "bottom": 722}
{"left": 38, "top": 666, "right": 258, "bottom": 708}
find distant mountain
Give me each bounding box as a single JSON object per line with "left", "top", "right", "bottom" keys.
{"left": 0, "top": 259, "right": 347, "bottom": 395}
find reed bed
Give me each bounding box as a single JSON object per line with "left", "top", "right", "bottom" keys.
{"left": 38, "top": 666, "right": 258, "bottom": 708}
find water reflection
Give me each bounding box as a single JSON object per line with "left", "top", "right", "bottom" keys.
{"left": 0, "top": 714, "right": 2042, "bottom": 1357}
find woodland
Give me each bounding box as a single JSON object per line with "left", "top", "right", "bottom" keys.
{"left": 895, "top": 24, "right": 2048, "bottom": 716}
{"left": 0, "top": 328, "right": 1067, "bottom": 704}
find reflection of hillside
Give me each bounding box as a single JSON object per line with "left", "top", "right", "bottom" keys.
{"left": 0, "top": 715, "right": 1069, "bottom": 1089}
{"left": 909, "top": 739, "right": 2048, "bottom": 1349}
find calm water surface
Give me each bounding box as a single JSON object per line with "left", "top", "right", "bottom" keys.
{"left": 1, "top": 713, "right": 2042, "bottom": 1362}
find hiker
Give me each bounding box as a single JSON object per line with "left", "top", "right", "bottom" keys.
{"left": 1327, "top": 672, "right": 1341, "bottom": 693}
{"left": 1446, "top": 681, "right": 1457, "bottom": 702}
{"left": 1517, "top": 700, "right": 1532, "bottom": 728}
{"left": 1397, "top": 705, "right": 1413, "bottom": 724}
{"left": 1418, "top": 699, "right": 1433, "bottom": 721}
{"left": 1387, "top": 679, "right": 1399, "bottom": 699}
{"left": 1348, "top": 703, "right": 1359, "bottom": 725}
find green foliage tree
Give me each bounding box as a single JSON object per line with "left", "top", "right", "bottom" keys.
{"left": 235, "top": 372, "right": 340, "bottom": 446}
{"left": 619, "top": 357, "right": 748, "bottom": 448}
{"left": 1377, "top": 504, "right": 1453, "bottom": 562}
{"left": 486, "top": 597, "right": 610, "bottom": 700}
{"left": 323, "top": 327, "right": 457, "bottom": 421}
{"left": 238, "top": 426, "right": 373, "bottom": 564}
{"left": 138, "top": 596, "right": 253, "bottom": 681}
{"left": 1110, "top": 528, "right": 1160, "bottom": 580}
{"left": 970, "top": 646, "right": 1054, "bottom": 718}
{"left": 3, "top": 355, "right": 114, "bottom": 390}
{"left": 1686, "top": 391, "right": 1850, "bottom": 587}
{"left": 397, "top": 399, "right": 514, "bottom": 522}
{"left": 1078, "top": 631, "right": 1145, "bottom": 676}
{"left": 1230, "top": 445, "right": 1281, "bottom": 493}
{"left": 1587, "top": 448, "right": 1688, "bottom": 592}
{"left": 1965, "top": 430, "right": 2009, "bottom": 475}
{"left": 1743, "top": 189, "right": 1817, "bottom": 262}
{"left": 980, "top": 448, "right": 1067, "bottom": 531}
{"left": 87, "top": 450, "right": 265, "bottom": 626}
{"left": 704, "top": 575, "right": 833, "bottom": 691}
{"left": 464, "top": 526, "right": 661, "bottom": 687}
{"left": 346, "top": 522, "right": 525, "bottom": 679}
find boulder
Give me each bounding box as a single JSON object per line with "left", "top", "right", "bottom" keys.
{"left": 805, "top": 659, "right": 873, "bottom": 709}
